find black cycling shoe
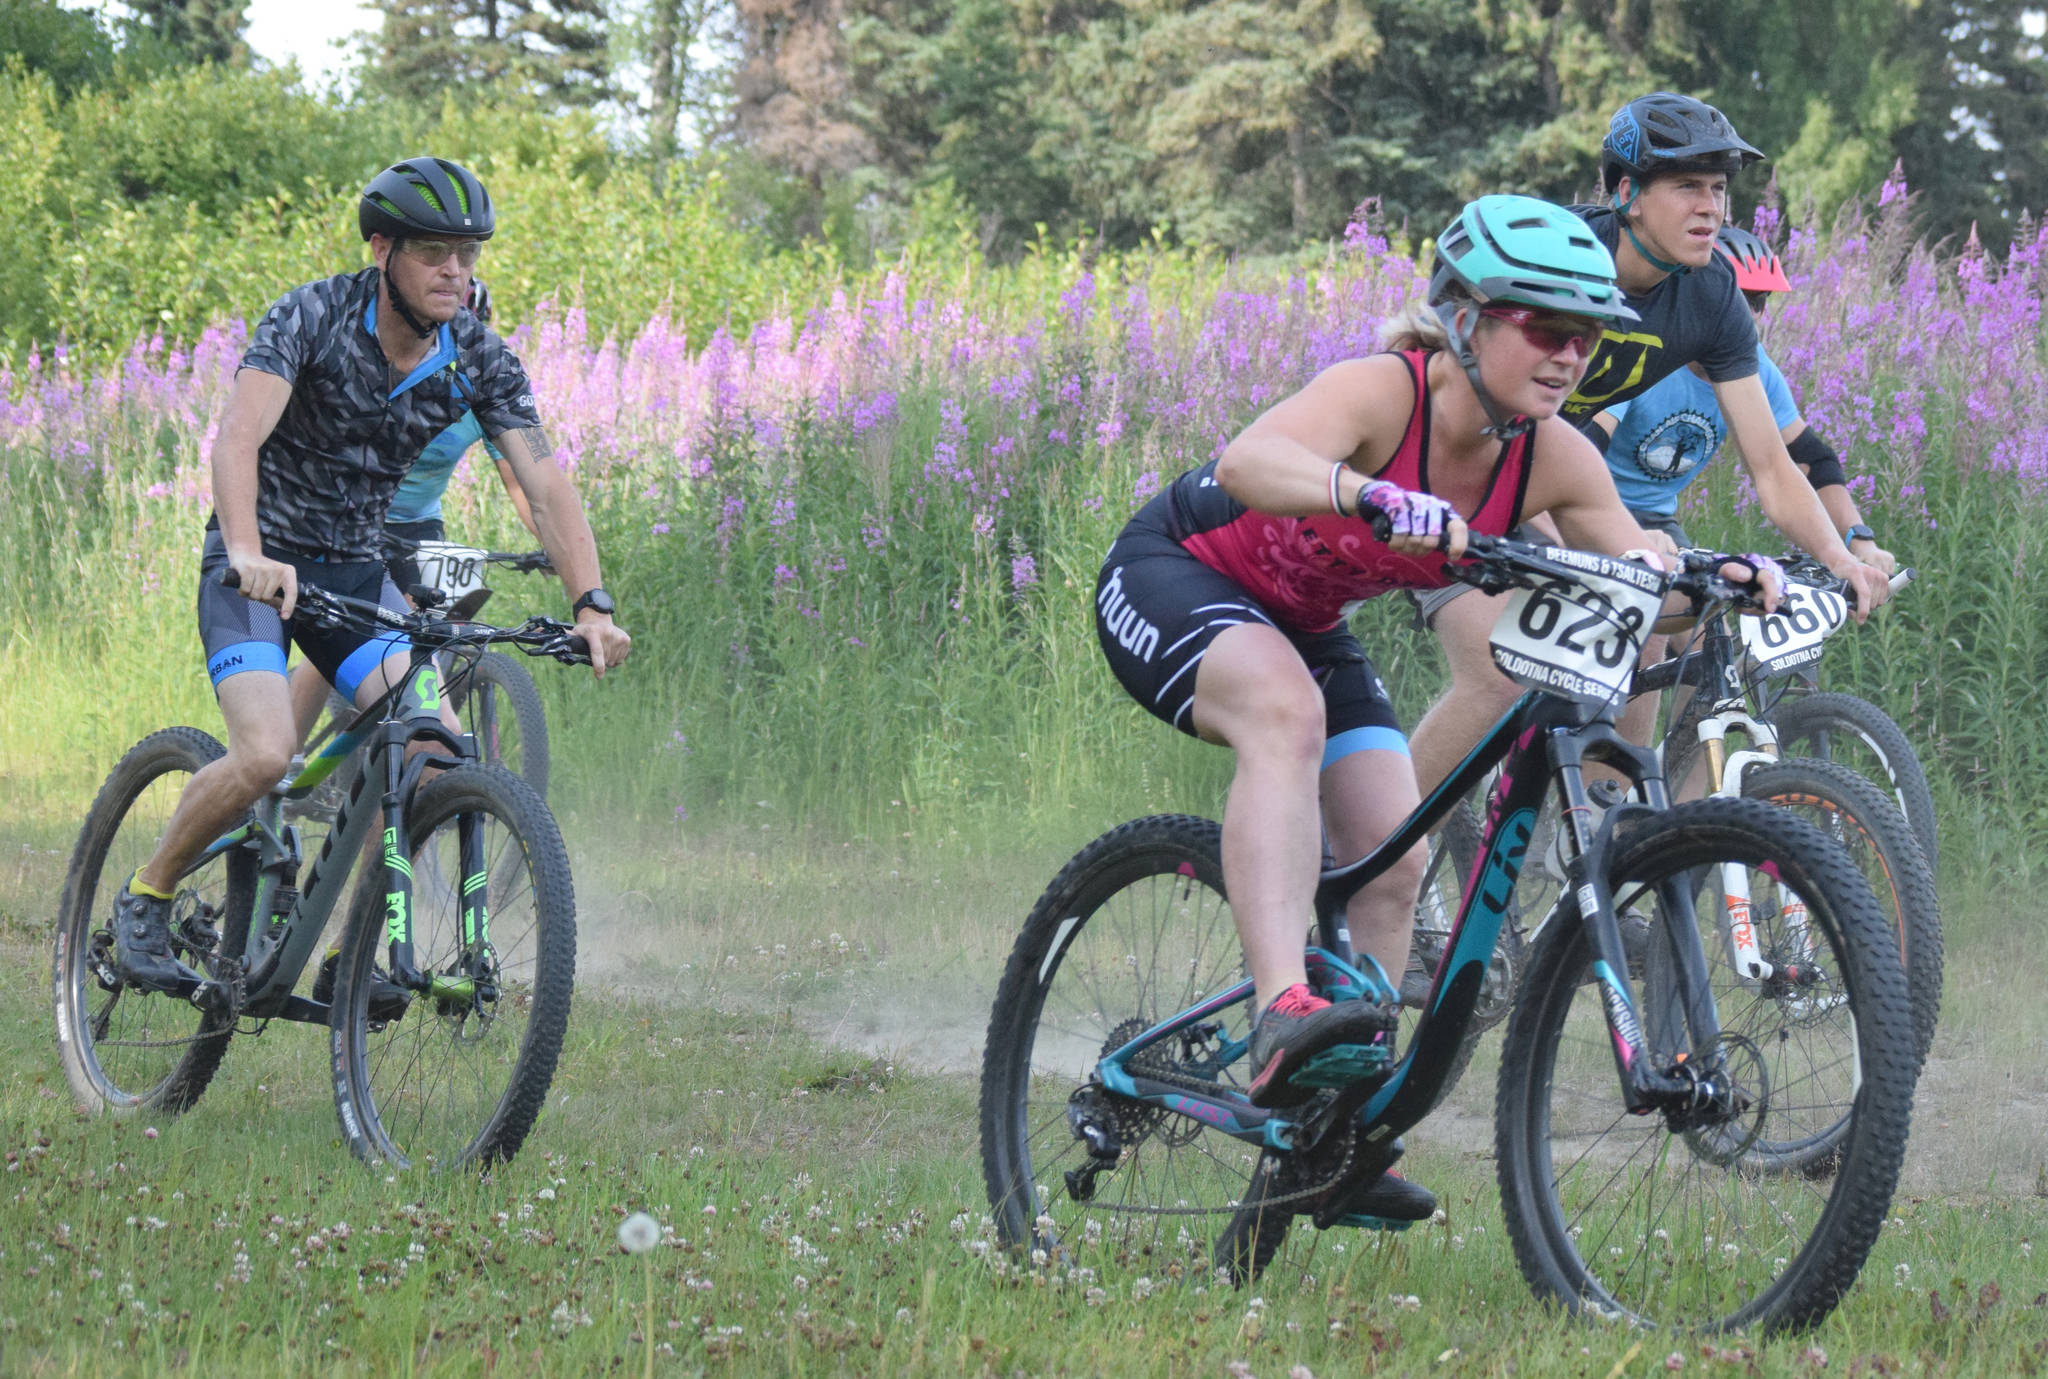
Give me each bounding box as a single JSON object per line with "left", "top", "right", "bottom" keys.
{"left": 111, "top": 883, "right": 201, "bottom": 994}
{"left": 1245, "top": 984, "right": 1395, "bottom": 1108}
{"left": 1332, "top": 1169, "right": 1438, "bottom": 1226}
{"left": 311, "top": 950, "right": 412, "bottom": 1023}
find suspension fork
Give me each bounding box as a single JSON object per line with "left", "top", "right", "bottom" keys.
{"left": 456, "top": 797, "right": 492, "bottom": 969}
{"left": 377, "top": 724, "right": 422, "bottom": 991}
{"left": 1548, "top": 721, "right": 1723, "bottom": 1112}
{"left": 1695, "top": 686, "right": 1793, "bottom": 984}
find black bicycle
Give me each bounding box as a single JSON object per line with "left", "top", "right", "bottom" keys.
{"left": 54, "top": 576, "right": 588, "bottom": 1171}
{"left": 1410, "top": 558, "right": 1939, "bottom": 1111}
{"left": 294, "top": 540, "right": 555, "bottom": 826}
{"left": 980, "top": 534, "right": 1917, "bottom": 1334}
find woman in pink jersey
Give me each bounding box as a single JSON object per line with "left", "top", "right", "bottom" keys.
{"left": 1094, "top": 196, "right": 1698, "bottom": 1215}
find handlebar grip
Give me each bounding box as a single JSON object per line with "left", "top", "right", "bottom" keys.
{"left": 568, "top": 634, "right": 590, "bottom": 658}
{"left": 218, "top": 566, "right": 241, "bottom": 590}
{"left": 1889, "top": 567, "right": 1914, "bottom": 593}
{"left": 1364, "top": 509, "right": 1393, "bottom": 543}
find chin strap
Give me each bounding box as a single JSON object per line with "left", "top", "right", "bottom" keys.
{"left": 381, "top": 238, "right": 438, "bottom": 340}
{"left": 1432, "top": 302, "right": 1533, "bottom": 441}
{"left": 1612, "top": 189, "right": 1690, "bottom": 277}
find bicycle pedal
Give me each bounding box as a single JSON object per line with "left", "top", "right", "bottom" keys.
{"left": 1330, "top": 1213, "right": 1413, "bottom": 1232}
{"left": 1290, "top": 1043, "right": 1389, "bottom": 1090}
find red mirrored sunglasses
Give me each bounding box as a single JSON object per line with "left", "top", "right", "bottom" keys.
{"left": 1480, "top": 306, "right": 1607, "bottom": 359}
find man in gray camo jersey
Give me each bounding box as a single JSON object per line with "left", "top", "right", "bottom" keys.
{"left": 110, "top": 156, "right": 633, "bottom": 992}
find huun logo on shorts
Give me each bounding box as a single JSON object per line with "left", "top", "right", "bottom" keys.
{"left": 1097, "top": 566, "right": 1161, "bottom": 663}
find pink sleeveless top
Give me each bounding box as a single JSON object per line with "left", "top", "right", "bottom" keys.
{"left": 1172, "top": 350, "right": 1535, "bottom": 630}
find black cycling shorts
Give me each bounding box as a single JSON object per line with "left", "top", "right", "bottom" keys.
{"left": 1095, "top": 522, "right": 1405, "bottom": 764}
{"left": 196, "top": 524, "right": 413, "bottom": 701}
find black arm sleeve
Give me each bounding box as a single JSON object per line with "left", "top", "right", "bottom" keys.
{"left": 1787, "top": 428, "right": 1846, "bottom": 489}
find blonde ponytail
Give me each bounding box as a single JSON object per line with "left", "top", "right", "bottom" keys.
{"left": 1377, "top": 298, "right": 1450, "bottom": 352}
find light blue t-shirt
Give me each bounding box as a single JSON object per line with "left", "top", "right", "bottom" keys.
{"left": 1603, "top": 348, "right": 1801, "bottom": 516}
{"left": 387, "top": 409, "right": 493, "bottom": 524}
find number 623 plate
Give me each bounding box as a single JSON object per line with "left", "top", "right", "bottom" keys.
{"left": 1487, "top": 550, "right": 1666, "bottom": 705}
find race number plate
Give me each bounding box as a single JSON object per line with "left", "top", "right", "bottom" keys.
{"left": 412, "top": 541, "right": 488, "bottom": 603}
{"left": 1739, "top": 577, "right": 1848, "bottom": 674}
{"left": 1488, "top": 549, "right": 1665, "bottom": 704}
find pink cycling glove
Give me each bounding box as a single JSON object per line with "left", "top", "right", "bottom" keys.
{"left": 1356, "top": 478, "right": 1459, "bottom": 541}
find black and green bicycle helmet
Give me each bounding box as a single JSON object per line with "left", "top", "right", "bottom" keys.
{"left": 1427, "top": 195, "right": 1639, "bottom": 438}
{"left": 359, "top": 157, "right": 496, "bottom": 242}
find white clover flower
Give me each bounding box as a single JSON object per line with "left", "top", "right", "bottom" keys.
{"left": 618, "top": 1212, "right": 661, "bottom": 1255}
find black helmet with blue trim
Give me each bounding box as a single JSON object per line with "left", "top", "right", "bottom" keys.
{"left": 1600, "top": 93, "right": 1763, "bottom": 194}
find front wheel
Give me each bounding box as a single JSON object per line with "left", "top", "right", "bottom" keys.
{"left": 1740, "top": 756, "right": 1941, "bottom": 1071}
{"left": 980, "top": 816, "right": 1267, "bottom": 1273}
{"left": 1494, "top": 797, "right": 1916, "bottom": 1335}
{"left": 330, "top": 765, "right": 576, "bottom": 1171}
{"left": 53, "top": 728, "right": 253, "bottom": 1116}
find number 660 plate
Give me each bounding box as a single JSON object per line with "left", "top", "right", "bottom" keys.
{"left": 1488, "top": 550, "right": 1666, "bottom": 705}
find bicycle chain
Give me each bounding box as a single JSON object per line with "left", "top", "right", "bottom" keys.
{"left": 1078, "top": 1019, "right": 1364, "bottom": 1217}
{"left": 1081, "top": 1129, "right": 1359, "bottom": 1218}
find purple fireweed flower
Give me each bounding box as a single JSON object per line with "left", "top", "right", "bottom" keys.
{"left": 1011, "top": 554, "right": 1038, "bottom": 590}
{"left": 773, "top": 563, "right": 798, "bottom": 587}
{"left": 652, "top": 522, "right": 670, "bottom": 535}
{"left": 1059, "top": 273, "right": 1096, "bottom": 333}
{"left": 1878, "top": 160, "right": 1908, "bottom": 208}
{"left": 972, "top": 513, "right": 996, "bottom": 540}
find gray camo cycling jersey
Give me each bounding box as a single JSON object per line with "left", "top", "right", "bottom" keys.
{"left": 230, "top": 267, "right": 541, "bottom": 561}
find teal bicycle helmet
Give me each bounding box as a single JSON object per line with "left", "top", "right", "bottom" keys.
{"left": 1428, "top": 195, "right": 1639, "bottom": 437}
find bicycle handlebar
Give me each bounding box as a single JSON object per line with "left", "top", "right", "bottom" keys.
{"left": 379, "top": 532, "right": 555, "bottom": 575}
{"left": 217, "top": 567, "right": 590, "bottom": 665}
{"left": 1772, "top": 553, "right": 1916, "bottom": 608}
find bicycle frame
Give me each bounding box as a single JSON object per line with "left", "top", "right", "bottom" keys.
{"left": 174, "top": 649, "right": 487, "bottom": 1023}
{"left": 1093, "top": 688, "right": 1726, "bottom": 1156}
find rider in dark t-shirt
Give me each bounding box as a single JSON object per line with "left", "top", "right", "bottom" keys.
{"left": 1557, "top": 204, "right": 1758, "bottom": 429}
{"left": 1405, "top": 94, "right": 1894, "bottom": 802}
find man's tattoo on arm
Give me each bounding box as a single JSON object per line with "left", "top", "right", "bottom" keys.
{"left": 515, "top": 425, "right": 555, "bottom": 464}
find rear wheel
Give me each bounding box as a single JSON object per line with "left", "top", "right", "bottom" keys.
{"left": 980, "top": 816, "right": 1269, "bottom": 1275}
{"left": 330, "top": 765, "right": 575, "bottom": 1171}
{"left": 53, "top": 728, "right": 252, "bottom": 1116}
{"left": 1495, "top": 798, "right": 1916, "bottom": 1334}
{"left": 447, "top": 651, "right": 550, "bottom": 797}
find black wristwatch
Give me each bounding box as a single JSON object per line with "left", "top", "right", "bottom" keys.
{"left": 571, "top": 587, "right": 615, "bottom": 618}
{"left": 1842, "top": 523, "right": 1877, "bottom": 545}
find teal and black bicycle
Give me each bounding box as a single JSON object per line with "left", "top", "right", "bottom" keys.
{"left": 979, "top": 532, "right": 1919, "bottom": 1334}
{"left": 54, "top": 577, "right": 586, "bottom": 1171}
